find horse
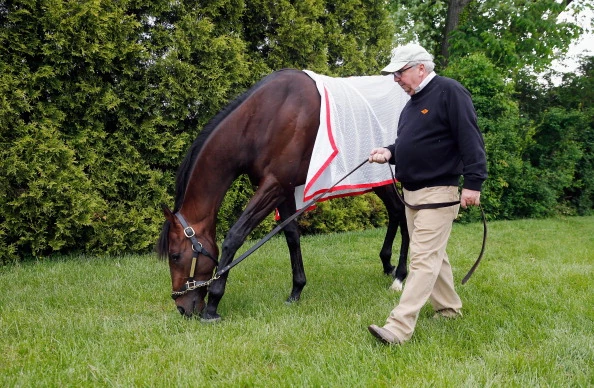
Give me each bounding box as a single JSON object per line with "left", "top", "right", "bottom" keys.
{"left": 156, "top": 69, "right": 409, "bottom": 321}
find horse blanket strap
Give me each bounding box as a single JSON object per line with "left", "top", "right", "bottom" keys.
{"left": 385, "top": 163, "right": 487, "bottom": 284}
{"left": 174, "top": 212, "right": 219, "bottom": 267}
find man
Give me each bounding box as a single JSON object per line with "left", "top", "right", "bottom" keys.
{"left": 367, "top": 43, "right": 487, "bottom": 345}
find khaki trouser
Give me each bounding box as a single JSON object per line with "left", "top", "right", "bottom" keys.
{"left": 383, "top": 186, "right": 462, "bottom": 342}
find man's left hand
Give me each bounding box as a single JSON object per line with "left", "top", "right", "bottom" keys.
{"left": 460, "top": 189, "right": 481, "bottom": 209}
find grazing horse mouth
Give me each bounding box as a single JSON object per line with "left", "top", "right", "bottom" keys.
{"left": 175, "top": 291, "right": 206, "bottom": 317}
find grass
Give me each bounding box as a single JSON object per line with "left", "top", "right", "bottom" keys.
{"left": 1, "top": 216, "right": 593, "bottom": 387}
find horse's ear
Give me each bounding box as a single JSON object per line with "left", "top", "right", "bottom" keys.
{"left": 161, "top": 203, "right": 175, "bottom": 223}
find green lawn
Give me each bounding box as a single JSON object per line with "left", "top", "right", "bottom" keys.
{"left": 1, "top": 216, "right": 593, "bottom": 387}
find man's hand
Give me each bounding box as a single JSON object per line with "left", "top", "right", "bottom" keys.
{"left": 369, "top": 148, "right": 392, "bottom": 164}
{"left": 460, "top": 189, "right": 481, "bottom": 209}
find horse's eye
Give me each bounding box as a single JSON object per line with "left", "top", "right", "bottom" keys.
{"left": 170, "top": 253, "right": 181, "bottom": 262}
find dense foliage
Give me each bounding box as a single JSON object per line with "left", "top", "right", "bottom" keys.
{"left": 0, "top": 0, "right": 592, "bottom": 263}
{"left": 514, "top": 57, "right": 594, "bottom": 217}
{"left": 0, "top": 0, "right": 394, "bottom": 263}
{"left": 386, "top": 0, "right": 593, "bottom": 222}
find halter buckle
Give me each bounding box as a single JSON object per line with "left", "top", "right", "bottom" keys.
{"left": 191, "top": 241, "right": 203, "bottom": 252}
{"left": 183, "top": 226, "right": 195, "bottom": 238}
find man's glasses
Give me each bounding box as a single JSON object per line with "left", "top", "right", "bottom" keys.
{"left": 393, "top": 65, "right": 414, "bottom": 78}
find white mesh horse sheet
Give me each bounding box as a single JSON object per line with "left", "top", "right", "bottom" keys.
{"left": 297, "top": 70, "right": 410, "bottom": 209}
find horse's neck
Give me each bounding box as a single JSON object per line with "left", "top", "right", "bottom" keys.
{"left": 180, "top": 138, "right": 239, "bottom": 228}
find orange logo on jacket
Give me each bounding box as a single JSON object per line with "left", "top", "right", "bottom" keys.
{"left": 421, "top": 109, "right": 429, "bottom": 114}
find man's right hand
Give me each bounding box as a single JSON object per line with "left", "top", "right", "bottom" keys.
{"left": 369, "top": 148, "right": 392, "bottom": 164}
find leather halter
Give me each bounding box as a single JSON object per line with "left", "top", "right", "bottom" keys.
{"left": 170, "top": 213, "right": 219, "bottom": 299}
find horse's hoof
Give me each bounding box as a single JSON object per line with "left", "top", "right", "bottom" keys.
{"left": 390, "top": 278, "right": 403, "bottom": 292}
{"left": 200, "top": 312, "right": 221, "bottom": 323}
{"left": 383, "top": 266, "right": 396, "bottom": 276}
{"left": 285, "top": 296, "right": 300, "bottom": 304}
{"left": 200, "top": 316, "right": 221, "bottom": 323}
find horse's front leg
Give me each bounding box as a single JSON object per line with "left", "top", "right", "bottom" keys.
{"left": 276, "top": 198, "right": 306, "bottom": 303}
{"left": 201, "top": 180, "right": 284, "bottom": 322}
{"left": 200, "top": 273, "right": 229, "bottom": 322}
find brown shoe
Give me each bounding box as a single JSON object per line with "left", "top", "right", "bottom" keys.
{"left": 368, "top": 324, "right": 400, "bottom": 345}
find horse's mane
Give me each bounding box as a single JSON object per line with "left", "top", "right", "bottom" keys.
{"left": 173, "top": 73, "right": 280, "bottom": 212}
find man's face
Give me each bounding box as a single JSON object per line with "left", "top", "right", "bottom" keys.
{"left": 393, "top": 63, "right": 424, "bottom": 96}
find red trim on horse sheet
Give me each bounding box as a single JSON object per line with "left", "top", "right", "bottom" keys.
{"left": 303, "top": 87, "right": 339, "bottom": 197}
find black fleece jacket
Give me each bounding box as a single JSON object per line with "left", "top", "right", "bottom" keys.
{"left": 386, "top": 75, "right": 487, "bottom": 191}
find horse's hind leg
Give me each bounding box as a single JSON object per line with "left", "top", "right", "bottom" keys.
{"left": 373, "top": 186, "right": 399, "bottom": 274}
{"left": 390, "top": 210, "right": 409, "bottom": 291}
{"left": 380, "top": 216, "right": 397, "bottom": 275}
{"left": 389, "top": 191, "right": 409, "bottom": 291}
{"left": 373, "top": 185, "right": 409, "bottom": 290}
{"left": 276, "top": 199, "right": 306, "bottom": 303}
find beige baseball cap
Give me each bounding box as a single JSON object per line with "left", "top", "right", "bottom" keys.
{"left": 381, "top": 43, "right": 433, "bottom": 75}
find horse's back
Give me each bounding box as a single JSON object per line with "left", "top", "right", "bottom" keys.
{"left": 238, "top": 69, "right": 321, "bottom": 187}
{"left": 253, "top": 69, "right": 320, "bottom": 117}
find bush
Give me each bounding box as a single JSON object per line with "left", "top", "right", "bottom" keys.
{"left": 0, "top": 0, "right": 395, "bottom": 263}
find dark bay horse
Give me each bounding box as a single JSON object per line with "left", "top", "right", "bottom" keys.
{"left": 157, "top": 69, "right": 409, "bottom": 321}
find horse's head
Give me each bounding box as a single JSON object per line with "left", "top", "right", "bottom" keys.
{"left": 158, "top": 205, "right": 219, "bottom": 318}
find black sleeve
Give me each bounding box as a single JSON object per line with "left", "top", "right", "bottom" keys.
{"left": 445, "top": 82, "right": 488, "bottom": 191}
{"left": 386, "top": 144, "right": 396, "bottom": 165}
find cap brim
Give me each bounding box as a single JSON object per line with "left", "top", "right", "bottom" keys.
{"left": 380, "top": 60, "right": 409, "bottom": 75}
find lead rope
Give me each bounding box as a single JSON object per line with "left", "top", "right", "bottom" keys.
{"left": 384, "top": 162, "right": 487, "bottom": 284}
{"left": 461, "top": 204, "right": 487, "bottom": 284}
{"left": 211, "top": 158, "right": 486, "bottom": 284}
{"left": 213, "top": 159, "right": 369, "bottom": 278}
